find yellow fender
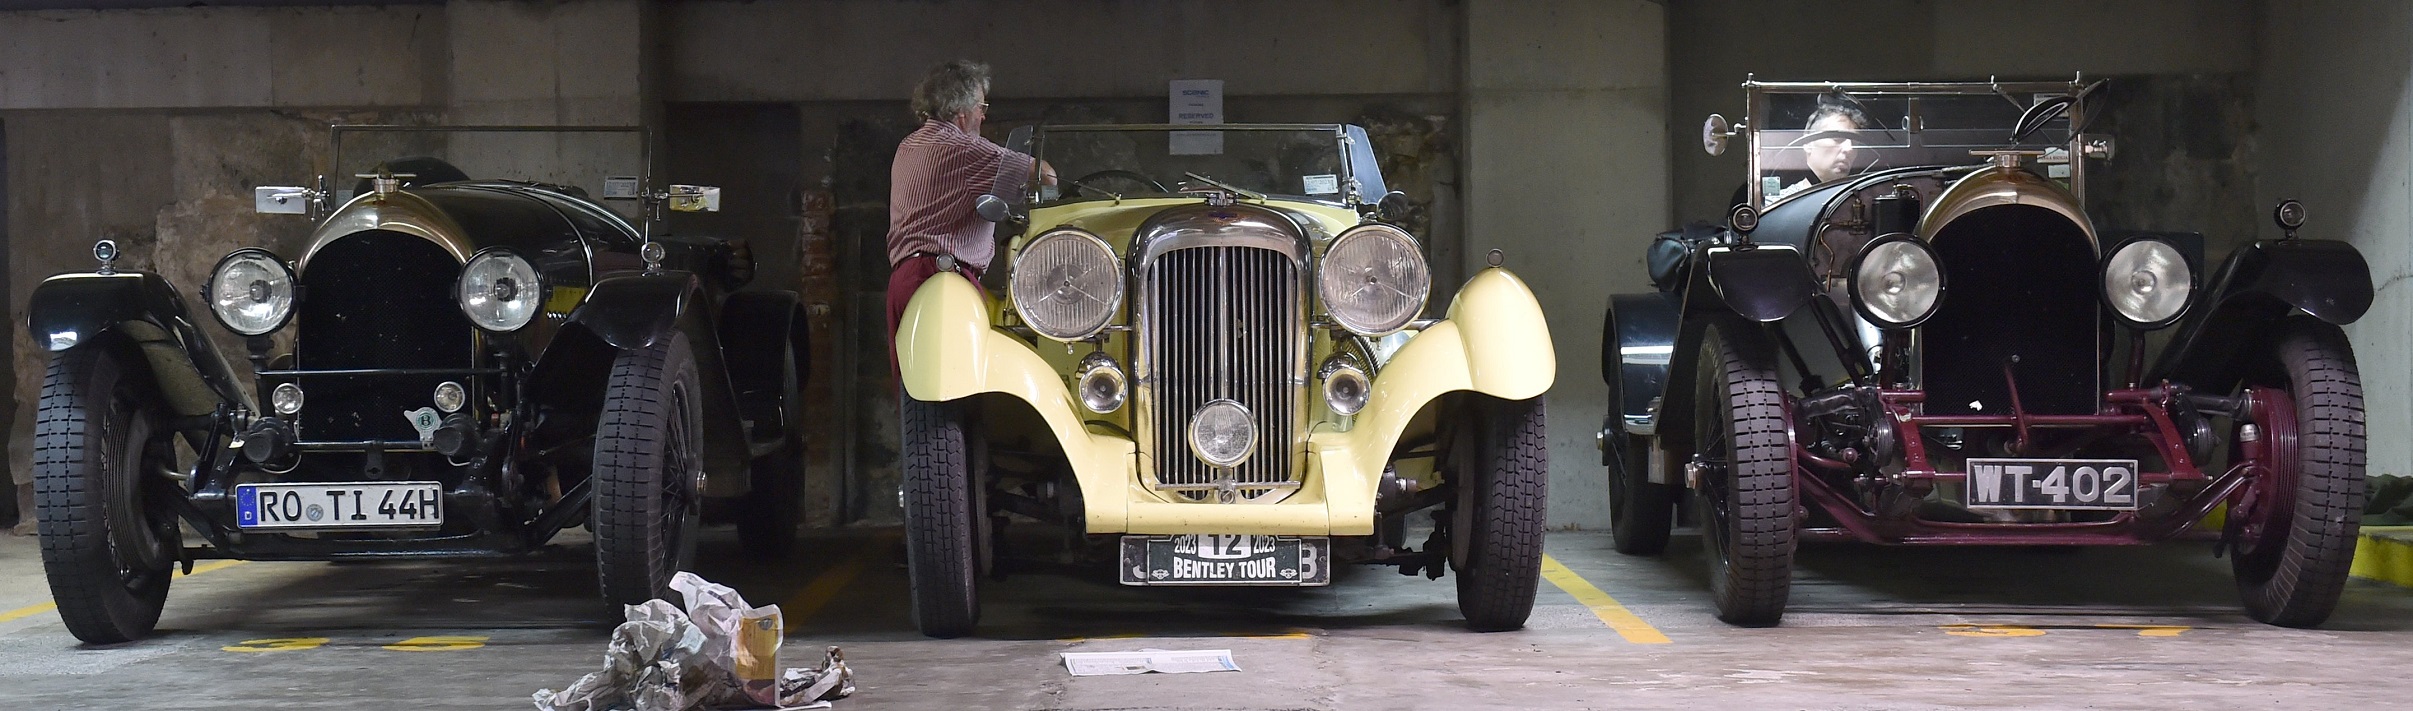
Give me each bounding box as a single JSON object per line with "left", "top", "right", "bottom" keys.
{"left": 1311, "top": 267, "right": 1555, "bottom": 533}
{"left": 896, "top": 273, "right": 1134, "bottom": 531}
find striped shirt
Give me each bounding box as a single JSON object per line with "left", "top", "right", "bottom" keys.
{"left": 886, "top": 119, "right": 1035, "bottom": 272}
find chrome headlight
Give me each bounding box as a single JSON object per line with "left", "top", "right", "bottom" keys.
{"left": 2101, "top": 237, "right": 2194, "bottom": 329}
{"left": 1076, "top": 352, "right": 1127, "bottom": 414}
{"left": 1320, "top": 224, "right": 1430, "bottom": 336}
{"left": 1011, "top": 228, "right": 1122, "bottom": 341}
{"left": 1187, "top": 399, "right": 1257, "bottom": 468}
{"left": 208, "top": 249, "right": 296, "bottom": 336}
{"left": 458, "top": 249, "right": 545, "bottom": 332}
{"left": 1849, "top": 235, "right": 1944, "bottom": 328}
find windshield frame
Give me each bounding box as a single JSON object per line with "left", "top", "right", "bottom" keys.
{"left": 1026, "top": 123, "right": 1375, "bottom": 209}
{"left": 1740, "top": 78, "right": 2093, "bottom": 210}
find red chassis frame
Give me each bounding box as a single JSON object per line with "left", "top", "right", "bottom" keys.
{"left": 1789, "top": 384, "right": 2293, "bottom": 546}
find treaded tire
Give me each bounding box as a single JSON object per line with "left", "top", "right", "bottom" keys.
{"left": 1693, "top": 320, "right": 1795, "bottom": 626}
{"left": 594, "top": 332, "right": 704, "bottom": 606}
{"left": 35, "top": 345, "right": 177, "bottom": 644}
{"left": 2234, "top": 319, "right": 2365, "bottom": 628}
{"left": 736, "top": 339, "right": 803, "bottom": 560}
{"left": 901, "top": 395, "right": 979, "bottom": 638}
{"left": 1452, "top": 396, "right": 1549, "bottom": 632}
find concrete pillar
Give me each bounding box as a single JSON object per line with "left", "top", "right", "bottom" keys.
{"left": 1462, "top": 0, "right": 1667, "bottom": 528}
{"left": 443, "top": 0, "right": 657, "bottom": 202}
{"left": 2255, "top": 1, "right": 2413, "bottom": 478}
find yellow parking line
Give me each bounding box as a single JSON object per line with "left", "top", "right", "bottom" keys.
{"left": 0, "top": 559, "right": 248, "bottom": 624}
{"left": 782, "top": 537, "right": 889, "bottom": 623}
{"left": 1539, "top": 554, "right": 1671, "bottom": 644}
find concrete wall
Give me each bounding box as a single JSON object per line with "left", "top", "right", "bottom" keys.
{"left": 1464, "top": 0, "right": 1666, "bottom": 528}
{"left": 2254, "top": 1, "right": 2413, "bottom": 477}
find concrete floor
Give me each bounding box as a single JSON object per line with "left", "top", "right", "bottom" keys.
{"left": 3, "top": 525, "right": 2412, "bottom": 710}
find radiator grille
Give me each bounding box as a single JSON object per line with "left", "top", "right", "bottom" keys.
{"left": 294, "top": 230, "right": 473, "bottom": 441}
{"left": 1143, "top": 246, "right": 1303, "bottom": 500}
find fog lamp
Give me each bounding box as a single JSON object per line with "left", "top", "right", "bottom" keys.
{"left": 1187, "top": 399, "right": 1257, "bottom": 468}
{"left": 433, "top": 381, "right": 467, "bottom": 413}
{"left": 271, "top": 382, "right": 304, "bottom": 415}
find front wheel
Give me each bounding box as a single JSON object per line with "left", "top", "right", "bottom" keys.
{"left": 34, "top": 345, "right": 180, "bottom": 644}
{"left": 2231, "top": 319, "right": 2365, "bottom": 628}
{"left": 900, "top": 395, "right": 980, "bottom": 638}
{"left": 1692, "top": 320, "right": 1795, "bottom": 626}
{"left": 593, "top": 332, "right": 705, "bottom": 606}
{"left": 1451, "top": 396, "right": 1549, "bottom": 632}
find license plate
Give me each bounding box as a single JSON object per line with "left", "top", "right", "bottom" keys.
{"left": 1959, "top": 459, "right": 2141, "bottom": 510}
{"left": 1119, "top": 535, "right": 1330, "bottom": 586}
{"left": 236, "top": 482, "right": 444, "bottom": 530}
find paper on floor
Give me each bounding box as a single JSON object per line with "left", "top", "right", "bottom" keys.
{"left": 1060, "top": 649, "right": 1240, "bottom": 676}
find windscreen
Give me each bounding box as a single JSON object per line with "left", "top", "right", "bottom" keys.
{"left": 1754, "top": 91, "right": 2073, "bottom": 206}
{"left": 332, "top": 127, "right": 649, "bottom": 220}
{"left": 1033, "top": 127, "right": 1352, "bottom": 205}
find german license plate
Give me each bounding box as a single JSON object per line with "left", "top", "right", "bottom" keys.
{"left": 235, "top": 482, "right": 444, "bottom": 530}
{"left": 1960, "top": 459, "right": 2141, "bottom": 510}
{"left": 1119, "top": 535, "right": 1330, "bottom": 586}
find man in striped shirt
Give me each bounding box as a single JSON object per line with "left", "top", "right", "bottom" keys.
{"left": 886, "top": 59, "right": 1052, "bottom": 371}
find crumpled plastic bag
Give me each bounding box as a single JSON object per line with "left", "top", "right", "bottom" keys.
{"left": 533, "top": 573, "right": 856, "bottom": 711}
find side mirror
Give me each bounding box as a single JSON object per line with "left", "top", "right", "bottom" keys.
{"left": 975, "top": 194, "right": 1016, "bottom": 223}
{"left": 1702, "top": 114, "right": 1734, "bottom": 157}
{"left": 666, "top": 185, "right": 721, "bottom": 213}
{"left": 254, "top": 186, "right": 317, "bottom": 215}
{"left": 1377, "top": 190, "right": 1414, "bottom": 222}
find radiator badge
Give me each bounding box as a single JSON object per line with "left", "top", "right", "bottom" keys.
{"left": 405, "top": 408, "right": 442, "bottom": 447}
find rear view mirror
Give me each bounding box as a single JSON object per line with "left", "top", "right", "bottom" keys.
{"left": 975, "top": 194, "right": 1013, "bottom": 223}
{"left": 666, "top": 185, "right": 721, "bottom": 213}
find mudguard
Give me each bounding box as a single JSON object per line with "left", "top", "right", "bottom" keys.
{"left": 2150, "top": 238, "right": 2373, "bottom": 391}
{"left": 566, "top": 271, "right": 755, "bottom": 495}
{"left": 1704, "top": 244, "right": 1820, "bottom": 323}
{"left": 1603, "top": 291, "right": 1680, "bottom": 437}
{"left": 27, "top": 272, "right": 254, "bottom": 417}
{"left": 719, "top": 291, "right": 810, "bottom": 446}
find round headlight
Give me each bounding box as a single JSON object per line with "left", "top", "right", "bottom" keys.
{"left": 208, "top": 249, "right": 296, "bottom": 336}
{"left": 1011, "top": 229, "right": 1123, "bottom": 340}
{"left": 1187, "top": 399, "right": 1257, "bottom": 468}
{"left": 1076, "top": 353, "right": 1127, "bottom": 414}
{"left": 432, "top": 381, "right": 467, "bottom": 414}
{"left": 1320, "top": 225, "right": 1431, "bottom": 336}
{"left": 458, "top": 250, "right": 544, "bottom": 332}
{"left": 1320, "top": 357, "right": 1369, "bottom": 417}
{"left": 1849, "top": 236, "right": 1944, "bottom": 328}
{"left": 2102, "top": 237, "right": 2195, "bottom": 329}
{"left": 271, "top": 382, "right": 304, "bottom": 415}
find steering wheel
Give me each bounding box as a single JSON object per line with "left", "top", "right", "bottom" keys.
{"left": 1069, "top": 169, "right": 1168, "bottom": 197}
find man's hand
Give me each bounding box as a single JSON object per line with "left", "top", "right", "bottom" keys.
{"left": 1038, "top": 159, "right": 1059, "bottom": 187}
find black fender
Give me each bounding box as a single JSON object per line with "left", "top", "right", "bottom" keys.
{"left": 1705, "top": 243, "right": 1821, "bottom": 323}
{"left": 719, "top": 290, "right": 811, "bottom": 449}
{"left": 27, "top": 272, "right": 254, "bottom": 418}
{"left": 1603, "top": 291, "right": 1680, "bottom": 437}
{"left": 2150, "top": 238, "right": 2373, "bottom": 392}
{"left": 564, "top": 271, "right": 756, "bottom": 497}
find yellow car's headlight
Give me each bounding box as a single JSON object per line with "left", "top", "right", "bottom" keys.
{"left": 1319, "top": 224, "right": 1430, "bottom": 336}
{"left": 1011, "top": 228, "right": 1123, "bottom": 340}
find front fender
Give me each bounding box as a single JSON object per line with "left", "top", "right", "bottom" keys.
{"left": 1705, "top": 244, "right": 1819, "bottom": 323}
{"left": 897, "top": 272, "right": 1133, "bottom": 531}
{"left": 2151, "top": 238, "right": 2373, "bottom": 390}
{"left": 567, "top": 271, "right": 755, "bottom": 496}
{"left": 28, "top": 272, "right": 253, "bottom": 417}
{"left": 569, "top": 272, "right": 704, "bottom": 350}
{"left": 1604, "top": 291, "right": 1680, "bottom": 436}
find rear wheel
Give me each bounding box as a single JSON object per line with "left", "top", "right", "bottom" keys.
{"left": 35, "top": 345, "right": 179, "bottom": 644}
{"left": 593, "top": 332, "right": 704, "bottom": 605}
{"left": 2231, "top": 319, "right": 2365, "bottom": 628}
{"left": 901, "top": 395, "right": 980, "bottom": 638}
{"left": 1451, "top": 396, "right": 1549, "bottom": 632}
{"left": 1692, "top": 320, "right": 1795, "bottom": 626}
{"left": 1607, "top": 426, "right": 1673, "bottom": 555}
{"left": 736, "top": 339, "right": 803, "bottom": 560}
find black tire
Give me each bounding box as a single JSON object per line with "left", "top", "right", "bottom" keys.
{"left": 1451, "top": 396, "right": 1549, "bottom": 632}
{"left": 2233, "top": 319, "right": 2365, "bottom": 628}
{"left": 1609, "top": 429, "right": 1674, "bottom": 555}
{"left": 1692, "top": 320, "right": 1795, "bottom": 626}
{"left": 593, "top": 332, "right": 704, "bottom": 606}
{"left": 736, "top": 339, "right": 803, "bottom": 560}
{"left": 900, "top": 395, "right": 979, "bottom": 638}
{"left": 34, "top": 345, "right": 179, "bottom": 644}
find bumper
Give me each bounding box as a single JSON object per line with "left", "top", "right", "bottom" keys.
{"left": 897, "top": 268, "right": 1554, "bottom": 536}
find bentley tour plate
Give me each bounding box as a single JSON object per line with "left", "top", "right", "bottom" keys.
{"left": 236, "top": 482, "right": 444, "bottom": 530}
{"left": 1958, "top": 458, "right": 2141, "bottom": 511}
{"left": 1120, "top": 534, "right": 1331, "bottom": 586}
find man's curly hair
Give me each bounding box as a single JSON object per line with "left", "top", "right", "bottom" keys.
{"left": 913, "top": 60, "right": 991, "bottom": 122}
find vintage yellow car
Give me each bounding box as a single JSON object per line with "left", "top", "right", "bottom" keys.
{"left": 894, "top": 123, "right": 1554, "bottom": 636}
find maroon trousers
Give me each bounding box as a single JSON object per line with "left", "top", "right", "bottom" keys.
{"left": 886, "top": 254, "right": 985, "bottom": 377}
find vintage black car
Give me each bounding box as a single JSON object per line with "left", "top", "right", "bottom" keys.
{"left": 26, "top": 125, "right": 810, "bottom": 643}
{"left": 1603, "top": 78, "right": 2372, "bottom": 627}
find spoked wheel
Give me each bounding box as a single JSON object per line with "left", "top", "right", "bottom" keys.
{"left": 1449, "top": 395, "right": 1549, "bottom": 632}
{"left": 1691, "top": 320, "right": 1795, "bottom": 626}
{"left": 2229, "top": 319, "right": 2365, "bottom": 628}
{"left": 35, "top": 345, "right": 181, "bottom": 644}
{"left": 736, "top": 338, "right": 804, "bottom": 560}
{"left": 594, "top": 332, "right": 705, "bottom": 606}
{"left": 900, "top": 395, "right": 980, "bottom": 638}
